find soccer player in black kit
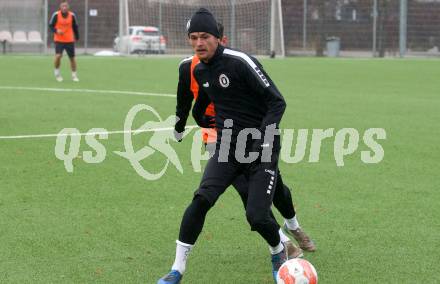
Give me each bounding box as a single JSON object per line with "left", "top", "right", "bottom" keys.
{"left": 175, "top": 21, "right": 315, "bottom": 253}
{"left": 158, "top": 8, "right": 308, "bottom": 284}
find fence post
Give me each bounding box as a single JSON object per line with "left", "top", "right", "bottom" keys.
{"left": 84, "top": 0, "right": 88, "bottom": 54}
{"left": 303, "top": 0, "right": 307, "bottom": 50}
{"left": 372, "top": 0, "right": 378, "bottom": 57}
{"left": 119, "top": 0, "right": 124, "bottom": 40}
{"left": 399, "top": 0, "right": 407, "bottom": 57}
{"left": 159, "top": 0, "right": 162, "bottom": 38}
{"left": 231, "top": 0, "right": 236, "bottom": 48}
{"left": 44, "top": 0, "right": 48, "bottom": 54}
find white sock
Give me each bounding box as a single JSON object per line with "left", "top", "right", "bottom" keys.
{"left": 279, "top": 228, "right": 290, "bottom": 243}
{"left": 72, "top": 71, "right": 77, "bottom": 77}
{"left": 171, "top": 240, "right": 193, "bottom": 274}
{"left": 285, "top": 216, "right": 300, "bottom": 231}
{"left": 54, "top": 69, "right": 60, "bottom": 76}
{"left": 269, "top": 242, "right": 284, "bottom": 255}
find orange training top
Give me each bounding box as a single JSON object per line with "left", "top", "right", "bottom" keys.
{"left": 190, "top": 56, "right": 217, "bottom": 144}
{"left": 54, "top": 11, "right": 75, "bottom": 43}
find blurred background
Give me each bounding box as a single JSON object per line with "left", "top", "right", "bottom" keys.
{"left": 0, "top": 0, "right": 439, "bottom": 57}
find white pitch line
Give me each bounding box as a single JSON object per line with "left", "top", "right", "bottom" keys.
{"left": 0, "top": 86, "right": 176, "bottom": 98}
{"left": 0, "top": 125, "right": 198, "bottom": 140}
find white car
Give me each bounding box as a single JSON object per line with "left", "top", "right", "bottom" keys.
{"left": 114, "top": 26, "right": 166, "bottom": 54}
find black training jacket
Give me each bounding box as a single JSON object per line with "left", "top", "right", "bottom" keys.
{"left": 192, "top": 45, "right": 286, "bottom": 137}
{"left": 174, "top": 57, "right": 194, "bottom": 133}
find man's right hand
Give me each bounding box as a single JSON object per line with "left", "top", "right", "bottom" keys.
{"left": 56, "top": 30, "right": 64, "bottom": 35}
{"left": 174, "top": 130, "right": 184, "bottom": 142}
{"left": 250, "top": 134, "right": 281, "bottom": 164}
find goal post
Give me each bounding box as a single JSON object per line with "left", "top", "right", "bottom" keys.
{"left": 270, "top": 0, "right": 285, "bottom": 57}
{"left": 118, "top": 0, "right": 286, "bottom": 57}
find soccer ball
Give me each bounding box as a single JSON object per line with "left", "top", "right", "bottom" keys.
{"left": 276, "top": 258, "right": 318, "bottom": 284}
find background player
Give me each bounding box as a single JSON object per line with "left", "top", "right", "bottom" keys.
{"left": 49, "top": 1, "right": 79, "bottom": 82}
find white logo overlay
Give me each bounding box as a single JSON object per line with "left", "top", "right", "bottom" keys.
{"left": 113, "top": 104, "right": 183, "bottom": 180}
{"left": 186, "top": 19, "right": 191, "bottom": 31}
{"left": 54, "top": 104, "right": 387, "bottom": 181}
{"left": 55, "top": 104, "right": 184, "bottom": 180}
{"left": 219, "top": 74, "right": 230, "bottom": 88}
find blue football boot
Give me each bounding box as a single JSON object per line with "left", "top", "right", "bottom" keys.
{"left": 271, "top": 244, "right": 287, "bottom": 283}
{"left": 157, "top": 270, "right": 182, "bottom": 284}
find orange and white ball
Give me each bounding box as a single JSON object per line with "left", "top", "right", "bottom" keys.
{"left": 276, "top": 258, "right": 318, "bottom": 284}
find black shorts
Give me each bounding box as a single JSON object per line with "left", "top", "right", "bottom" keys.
{"left": 195, "top": 142, "right": 280, "bottom": 209}
{"left": 55, "top": 42, "right": 75, "bottom": 58}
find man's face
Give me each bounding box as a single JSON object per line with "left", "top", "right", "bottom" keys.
{"left": 189, "top": 32, "right": 219, "bottom": 62}
{"left": 60, "top": 3, "right": 69, "bottom": 13}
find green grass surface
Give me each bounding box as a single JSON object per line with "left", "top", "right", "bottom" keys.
{"left": 0, "top": 55, "right": 439, "bottom": 283}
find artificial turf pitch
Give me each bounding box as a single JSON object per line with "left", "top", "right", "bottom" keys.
{"left": 0, "top": 55, "right": 439, "bottom": 283}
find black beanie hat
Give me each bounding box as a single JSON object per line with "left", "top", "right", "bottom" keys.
{"left": 187, "top": 8, "right": 220, "bottom": 38}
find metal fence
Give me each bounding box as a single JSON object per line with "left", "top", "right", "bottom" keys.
{"left": 283, "top": 0, "right": 440, "bottom": 57}
{"left": 1, "top": 0, "right": 439, "bottom": 57}
{"left": 0, "top": 0, "right": 47, "bottom": 53}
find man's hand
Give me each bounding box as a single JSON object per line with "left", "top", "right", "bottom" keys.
{"left": 56, "top": 30, "right": 64, "bottom": 35}
{"left": 173, "top": 126, "right": 195, "bottom": 142}
{"left": 250, "top": 133, "right": 281, "bottom": 164}
{"left": 174, "top": 130, "right": 184, "bottom": 142}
